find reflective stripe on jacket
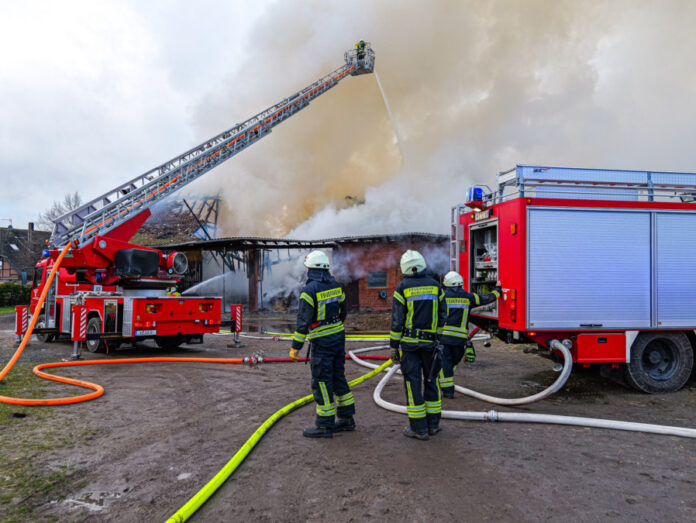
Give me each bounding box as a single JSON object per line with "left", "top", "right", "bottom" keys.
{"left": 390, "top": 271, "right": 446, "bottom": 351}
{"left": 440, "top": 286, "right": 500, "bottom": 346}
{"left": 291, "top": 268, "right": 347, "bottom": 350}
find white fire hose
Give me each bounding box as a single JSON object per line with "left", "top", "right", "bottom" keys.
{"left": 348, "top": 340, "right": 696, "bottom": 439}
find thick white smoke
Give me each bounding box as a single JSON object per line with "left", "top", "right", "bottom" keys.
{"left": 181, "top": 0, "right": 696, "bottom": 241}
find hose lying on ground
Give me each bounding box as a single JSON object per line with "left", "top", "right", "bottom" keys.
{"left": 166, "top": 355, "right": 392, "bottom": 523}
{"left": 348, "top": 344, "right": 696, "bottom": 439}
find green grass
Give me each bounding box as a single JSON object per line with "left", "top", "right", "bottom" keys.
{"left": 0, "top": 307, "right": 16, "bottom": 314}
{"left": 0, "top": 364, "right": 94, "bottom": 520}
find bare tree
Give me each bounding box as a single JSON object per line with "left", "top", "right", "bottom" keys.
{"left": 37, "top": 192, "right": 82, "bottom": 231}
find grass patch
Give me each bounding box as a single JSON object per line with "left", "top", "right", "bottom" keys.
{"left": 0, "top": 307, "right": 15, "bottom": 314}
{"left": 0, "top": 364, "right": 96, "bottom": 520}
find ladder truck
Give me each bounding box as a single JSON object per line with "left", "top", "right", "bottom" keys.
{"left": 24, "top": 44, "right": 375, "bottom": 353}
{"left": 452, "top": 165, "right": 696, "bottom": 393}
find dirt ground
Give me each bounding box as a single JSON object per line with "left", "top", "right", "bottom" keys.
{"left": 1, "top": 311, "right": 695, "bottom": 522}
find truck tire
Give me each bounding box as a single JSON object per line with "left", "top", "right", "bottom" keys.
{"left": 34, "top": 314, "right": 55, "bottom": 343}
{"left": 625, "top": 332, "right": 693, "bottom": 393}
{"left": 85, "top": 317, "right": 105, "bottom": 353}
{"left": 155, "top": 336, "right": 183, "bottom": 350}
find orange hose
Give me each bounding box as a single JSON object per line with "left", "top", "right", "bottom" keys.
{"left": 0, "top": 244, "right": 287, "bottom": 406}
{"left": 0, "top": 243, "right": 72, "bottom": 384}
{"left": 0, "top": 357, "right": 246, "bottom": 406}
{"left": 0, "top": 244, "right": 242, "bottom": 406}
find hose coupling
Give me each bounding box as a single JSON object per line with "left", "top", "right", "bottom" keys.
{"left": 486, "top": 409, "right": 499, "bottom": 422}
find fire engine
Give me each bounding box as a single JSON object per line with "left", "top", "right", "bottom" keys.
{"left": 26, "top": 44, "right": 375, "bottom": 353}
{"left": 452, "top": 165, "right": 696, "bottom": 393}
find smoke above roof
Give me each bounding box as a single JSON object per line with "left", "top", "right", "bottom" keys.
{"left": 183, "top": 0, "right": 696, "bottom": 240}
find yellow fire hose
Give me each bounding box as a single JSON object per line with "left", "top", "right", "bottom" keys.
{"left": 166, "top": 358, "right": 393, "bottom": 523}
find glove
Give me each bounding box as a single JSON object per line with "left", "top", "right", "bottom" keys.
{"left": 289, "top": 348, "right": 301, "bottom": 362}
{"left": 390, "top": 348, "right": 401, "bottom": 363}
{"left": 464, "top": 342, "right": 476, "bottom": 363}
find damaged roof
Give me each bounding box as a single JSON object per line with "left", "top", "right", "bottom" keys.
{"left": 155, "top": 232, "right": 447, "bottom": 251}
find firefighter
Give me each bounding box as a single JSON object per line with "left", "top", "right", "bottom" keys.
{"left": 289, "top": 250, "right": 354, "bottom": 438}
{"left": 390, "top": 250, "right": 446, "bottom": 440}
{"left": 439, "top": 271, "right": 501, "bottom": 398}
{"left": 356, "top": 40, "right": 366, "bottom": 60}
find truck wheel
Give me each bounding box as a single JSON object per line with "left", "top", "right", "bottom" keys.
{"left": 85, "top": 317, "right": 105, "bottom": 353}
{"left": 625, "top": 332, "right": 693, "bottom": 393}
{"left": 34, "top": 314, "right": 55, "bottom": 343}
{"left": 155, "top": 336, "right": 183, "bottom": 350}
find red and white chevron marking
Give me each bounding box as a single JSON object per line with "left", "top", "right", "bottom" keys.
{"left": 71, "top": 306, "right": 88, "bottom": 341}
{"left": 15, "top": 306, "right": 28, "bottom": 335}
{"left": 231, "top": 304, "right": 242, "bottom": 333}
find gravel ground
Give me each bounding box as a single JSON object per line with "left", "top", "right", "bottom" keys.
{"left": 0, "top": 312, "right": 695, "bottom": 522}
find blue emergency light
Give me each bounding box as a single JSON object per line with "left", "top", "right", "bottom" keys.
{"left": 466, "top": 186, "right": 483, "bottom": 202}
{"left": 41, "top": 249, "right": 50, "bottom": 258}
{"left": 465, "top": 186, "right": 486, "bottom": 209}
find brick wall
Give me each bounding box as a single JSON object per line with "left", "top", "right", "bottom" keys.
{"left": 334, "top": 240, "right": 447, "bottom": 311}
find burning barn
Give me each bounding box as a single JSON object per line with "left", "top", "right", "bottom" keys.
{"left": 157, "top": 233, "right": 448, "bottom": 312}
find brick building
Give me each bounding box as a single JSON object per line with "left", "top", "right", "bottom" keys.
{"left": 332, "top": 233, "right": 449, "bottom": 311}
{"left": 0, "top": 223, "right": 50, "bottom": 283}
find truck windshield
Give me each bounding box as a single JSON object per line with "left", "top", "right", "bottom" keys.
{"left": 32, "top": 267, "right": 43, "bottom": 288}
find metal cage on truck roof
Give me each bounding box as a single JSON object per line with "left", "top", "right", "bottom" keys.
{"left": 484, "top": 165, "right": 696, "bottom": 204}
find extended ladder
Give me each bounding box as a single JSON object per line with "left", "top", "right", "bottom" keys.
{"left": 50, "top": 45, "right": 375, "bottom": 247}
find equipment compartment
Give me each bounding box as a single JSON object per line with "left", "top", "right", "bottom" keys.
{"left": 469, "top": 220, "right": 498, "bottom": 317}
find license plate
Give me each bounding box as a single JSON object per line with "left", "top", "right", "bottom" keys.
{"left": 135, "top": 330, "right": 156, "bottom": 336}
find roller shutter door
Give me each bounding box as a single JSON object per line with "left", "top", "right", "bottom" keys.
{"left": 528, "top": 209, "right": 651, "bottom": 329}
{"left": 656, "top": 213, "right": 696, "bottom": 327}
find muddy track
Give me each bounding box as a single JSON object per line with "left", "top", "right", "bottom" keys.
{"left": 1, "top": 316, "right": 695, "bottom": 521}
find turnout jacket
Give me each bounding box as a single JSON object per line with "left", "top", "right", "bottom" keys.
{"left": 440, "top": 286, "right": 501, "bottom": 346}
{"left": 389, "top": 270, "right": 447, "bottom": 351}
{"left": 291, "top": 268, "right": 347, "bottom": 351}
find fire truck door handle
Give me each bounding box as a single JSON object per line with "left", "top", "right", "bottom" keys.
{"left": 579, "top": 323, "right": 603, "bottom": 327}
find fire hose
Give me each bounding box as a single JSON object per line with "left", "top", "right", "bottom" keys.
{"left": 347, "top": 344, "right": 696, "bottom": 438}
{"left": 0, "top": 243, "right": 388, "bottom": 406}
{"left": 5, "top": 243, "right": 695, "bottom": 523}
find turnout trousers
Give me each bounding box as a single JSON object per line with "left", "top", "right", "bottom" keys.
{"left": 399, "top": 346, "right": 442, "bottom": 434}
{"left": 310, "top": 338, "right": 355, "bottom": 429}
{"left": 439, "top": 343, "right": 465, "bottom": 395}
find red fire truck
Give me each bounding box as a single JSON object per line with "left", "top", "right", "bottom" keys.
{"left": 26, "top": 44, "right": 375, "bottom": 352}
{"left": 452, "top": 165, "right": 696, "bottom": 393}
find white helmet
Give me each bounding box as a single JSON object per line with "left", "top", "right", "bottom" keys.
{"left": 443, "top": 270, "right": 464, "bottom": 287}
{"left": 400, "top": 250, "right": 427, "bottom": 275}
{"left": 304, "top": 250, "right": 330, "bottom": 269}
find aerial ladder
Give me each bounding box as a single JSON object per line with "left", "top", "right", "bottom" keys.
{"left": 25, "top": 44, "right": 375, "bottom": 352}
{"left": 50, "top": 45, "right": 375, "bottom": 249}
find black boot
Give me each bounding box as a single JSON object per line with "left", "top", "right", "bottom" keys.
{"left": 428, "top": 426, "right": 442, "bottom": 436}
{"left": 334, "top": 416, "right": 356, "bottom": 432}
{"left": 442, "top": 389, "right": 454, "bottom": 399}
{"left": 303, "top": 426, "right": 333, "bottom": 438}
{"left": 403, "top": 427, "right": 429, "bottom": 440}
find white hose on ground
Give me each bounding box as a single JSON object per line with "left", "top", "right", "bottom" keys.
{"left": 350, "top": 341, "right": 696, "bottom": 439}
{"left": 454, "top": 339, "right": 573, "bottom": 405}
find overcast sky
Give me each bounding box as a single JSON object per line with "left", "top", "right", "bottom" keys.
{"left": 2, "top": 1, "right": 696, "bottom": 237}
{"left": 0, "top": 0, "right": 272, "bottom": 228}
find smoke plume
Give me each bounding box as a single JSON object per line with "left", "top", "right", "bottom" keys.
{"left": 181, "top": 0, "right": 696, "bottom": 240}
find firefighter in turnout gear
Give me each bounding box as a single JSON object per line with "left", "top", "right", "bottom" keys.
{"left": 290, "top": 250, "right": 355, "bottom": 438}
{"left": 390, "top": 250, "right": 447, "bottom": 440}
{"left": 438, "top": 271, "right": 501, "bottom": 398}
{"left": 356, "top": 40, "right": 366, "bottom": 60}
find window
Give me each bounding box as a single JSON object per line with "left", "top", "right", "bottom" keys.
{"left": 32, "top": 267, "right": 43, "bottom": 289}
{"left": 367, "top": 271, "right": 388, "bottom": 288}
